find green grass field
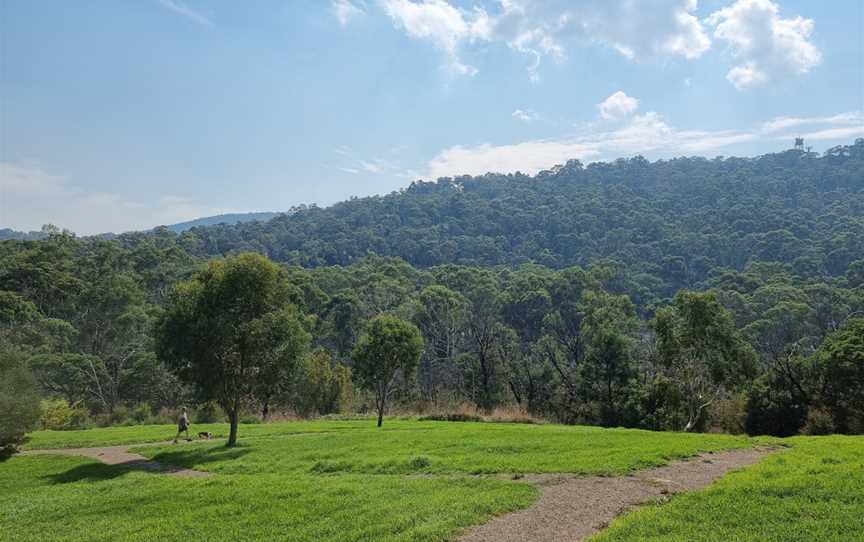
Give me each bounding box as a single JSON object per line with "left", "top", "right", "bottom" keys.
{"left": 592, "top": 435, "right": 864, "bottom": 542}
{"left": 3, "top": 419, "right": 862, "bottom": 541}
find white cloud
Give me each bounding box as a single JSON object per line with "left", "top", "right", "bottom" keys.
{"left": 597, "top": 91, "right": 640, "bottom": 120}
{"left": 0, "top": 163, "right": 227, "bottom": 235}
{"left": 376, "top": 1, "right": 711, "bottom": 79}
{"left": 332, "top": 0, "right": 364, "bottom": 27}
{"left": 155, "top": 0, "right": 213, "bottom": 26}
{"left": 761, "top": 111, "right": 864, "bottom": 134}
{"left": 726, "top": 62, "right": 768, "bottom": 89}
{"left": 707, "top": 0, "right": 821, "bottom": 89}
{"left": 380, "top": 0, "right": 492, "bottom": 75}
{"left": 420, "top": 109, "right": 862, "bottom": 179}
{"left": 494, "top": 0, "right": 710, "bottom": 77}
{"left": 512, "top": 109, "right": 539, "bottom": 122}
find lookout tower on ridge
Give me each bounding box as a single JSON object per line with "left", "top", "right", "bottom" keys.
{"left": 794, "top": 137, "right": 805, "bottom": 151}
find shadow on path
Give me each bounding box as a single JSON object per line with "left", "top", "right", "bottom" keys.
{"left": 22, "top": 442, "right": 248, "bottom": 483}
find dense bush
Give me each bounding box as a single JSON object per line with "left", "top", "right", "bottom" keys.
{"left": 39, "top": 399, "right": 92, "bottom": 430}
{"left": 0, "top": 348, "right": 41, "bottom": 457}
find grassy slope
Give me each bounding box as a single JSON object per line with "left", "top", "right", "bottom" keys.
{"left": 27, "top": 420, "right": 749, "bottom": 475}
{"left": 4, "top": 420, "right": 751, "bottom": 541}
{"left": 591, "top": 435, "right": 864, "bottom": 542}
{"left": 1, "top": 454, "right": 535, "bottom": 542}
{"left": 138, "top": 422, "right": 750, "bottom": 476}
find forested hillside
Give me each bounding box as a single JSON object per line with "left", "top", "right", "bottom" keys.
{"left": 162, "top": 211, "right": 283, "bottom": 233}
{"left": 166, "top": 141, "right": 864, "bottom": 305}
{"left": 2, "top": 141, "right": 864, "bottom": 451}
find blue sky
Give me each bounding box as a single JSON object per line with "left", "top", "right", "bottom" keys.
{"left": 1, "top": 0, "right": 862, "bottom": 234}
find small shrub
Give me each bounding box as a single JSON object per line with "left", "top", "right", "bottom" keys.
{"left": 39, "top": 399, "right": 91, "bottom": 430}
{"left": 408, "top": 456, "right": 431, "bottom": 470}
{"left": 1, "top": 348, "right": 41, "bottom": 457}
{"left": 802, "top": 408, "right": 835, "bottom": 435}
{"left": 129, "top": 403, "right": 152, "bottom": 424}
{"left": 709, "top": 394, "right": 747, "bottom": 434}
{"left": 193, "top": 401, "right": 224, "bottom": 423}
{"left": 240, "top": 414, "right": 262, "bottom": 424}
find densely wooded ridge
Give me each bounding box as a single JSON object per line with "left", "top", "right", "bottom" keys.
{"left": 2, "top": 141, "right": 863, "bottom": 454}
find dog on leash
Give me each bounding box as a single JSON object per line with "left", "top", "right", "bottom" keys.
{"left": 197, "top": 431, "right": 213, "bottom": 440}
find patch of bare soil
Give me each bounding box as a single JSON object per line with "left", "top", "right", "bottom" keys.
{"left": 21, "top": 442, "right": 211, "bottom": 478}
{"left": 460, "top": 447, "right": 773, "bottom": 542}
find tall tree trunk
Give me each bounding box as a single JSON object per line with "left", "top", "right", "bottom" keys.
{"left": 227, "top": 408, "right": 239, "bottom": 446}
{"left": 376, "top": 381, "right": 386, "bottom": 427}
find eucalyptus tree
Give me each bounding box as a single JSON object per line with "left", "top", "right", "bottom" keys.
{"left": 654, "top": 291, "right": 757, "bottom": 431}
{"left": 156, "top": 253, "right": 309, "bottom": 446}
{"left": 352, "top": 315, "right": 423, "bottom": 427}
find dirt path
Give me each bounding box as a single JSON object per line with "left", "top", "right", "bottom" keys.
{"left": 21, "top": 441, "right": 211, "bottom": 478}
{"left": 460, "top": 447, "right": 773, "bottom": 542}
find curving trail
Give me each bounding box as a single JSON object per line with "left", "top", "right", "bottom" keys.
{"left": 460, "top": 447, "right": 774, "bottom": 542}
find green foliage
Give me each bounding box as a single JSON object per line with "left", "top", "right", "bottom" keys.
{"left": 39, "top": 399, "right": 92, "bottom": 431}
{"left": 0, "top": 347, "right": 41, "bottom": 457}
{"left": 192, "top": 401, "right": 225, "bottom": 424}
{"left": 352, "top": 315, "right": 423, "bottom": 426}
{"left": 156, "top": 253, "right": 310, "bottom": 445}
{"left": 292, "top": 349, "right": 353, "bottom": 417}
{"left": 814, "top": 319, "right": 864, "bottom": 433}
{"left": 654, "top": 291, "right": 757, "bottom": 431}
{"left": 160, "top": 142, "right": 864, "bottom": 295}
{"left": 744, "top": 373, "right": 809, "bottom": 437}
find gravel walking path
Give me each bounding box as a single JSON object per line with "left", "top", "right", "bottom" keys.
{"left": 460, "top": 447, "right": 773, "bottom": 542}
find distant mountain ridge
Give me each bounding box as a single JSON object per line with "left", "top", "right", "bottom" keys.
{"left": 0, "top": 228, "right": 48, "bottom": 241}
{"left": 159, "top": 212, "right": 283, "bottom": 233}
{"left": 0, "top": 212, "right": 284, "bottom": 240}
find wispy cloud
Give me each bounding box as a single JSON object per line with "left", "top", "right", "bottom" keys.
{"left": 512, "top": 109, "right": 539, "bottom": 122}
{"left": 761, "top": 112, "right": 864, "bottom": 134}
{"left": 420, "top": 110, "right": 862, "bottom": 179}
{"left": 155, "top": 0, "right": 213, "bottom": 27}
{"left": 332, "top": 0, "right": 365, "bottom": 27}
{"left": 380, "top": 0, "right": 492, "bottom": 76}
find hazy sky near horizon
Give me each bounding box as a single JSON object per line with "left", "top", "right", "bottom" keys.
{"left": 2, "top": 0, "right": 863, "bottom": 235}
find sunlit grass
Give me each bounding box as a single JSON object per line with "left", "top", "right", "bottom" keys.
{"left": 590, "top": 435, "right": 864, "bottom": 542}
{"left": 9, "top": 421, "right": 860, "bottom": 541}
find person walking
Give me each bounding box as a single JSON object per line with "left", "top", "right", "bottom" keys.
{"left": 174, "top": 407, "right": 191, "bottom": 443}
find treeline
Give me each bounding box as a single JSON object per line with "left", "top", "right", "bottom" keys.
{"left": 1, "top": 227, "right": 862, "bottom": 450}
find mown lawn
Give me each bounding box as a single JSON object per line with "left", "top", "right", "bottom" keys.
{"left": 5, "top": 420, "right": 862, "bottom": 541}
{"left": 1, "top": 453, "right": 535, "bottom": 541}
{"left": 591, "top": 435, "right": 864, "bottom": 542}
{"left": 136, "top": 421, "right": 750, "bottom": 476}
{"left": 4, "top": 420, "right": 748, "bottom": 541}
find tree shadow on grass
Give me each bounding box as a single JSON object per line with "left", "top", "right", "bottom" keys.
{"left": 45, "top": 447, "right": 250, "bottom": 484}
{"left": 147, "top": 445, "right": 251, "bottom": 470}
